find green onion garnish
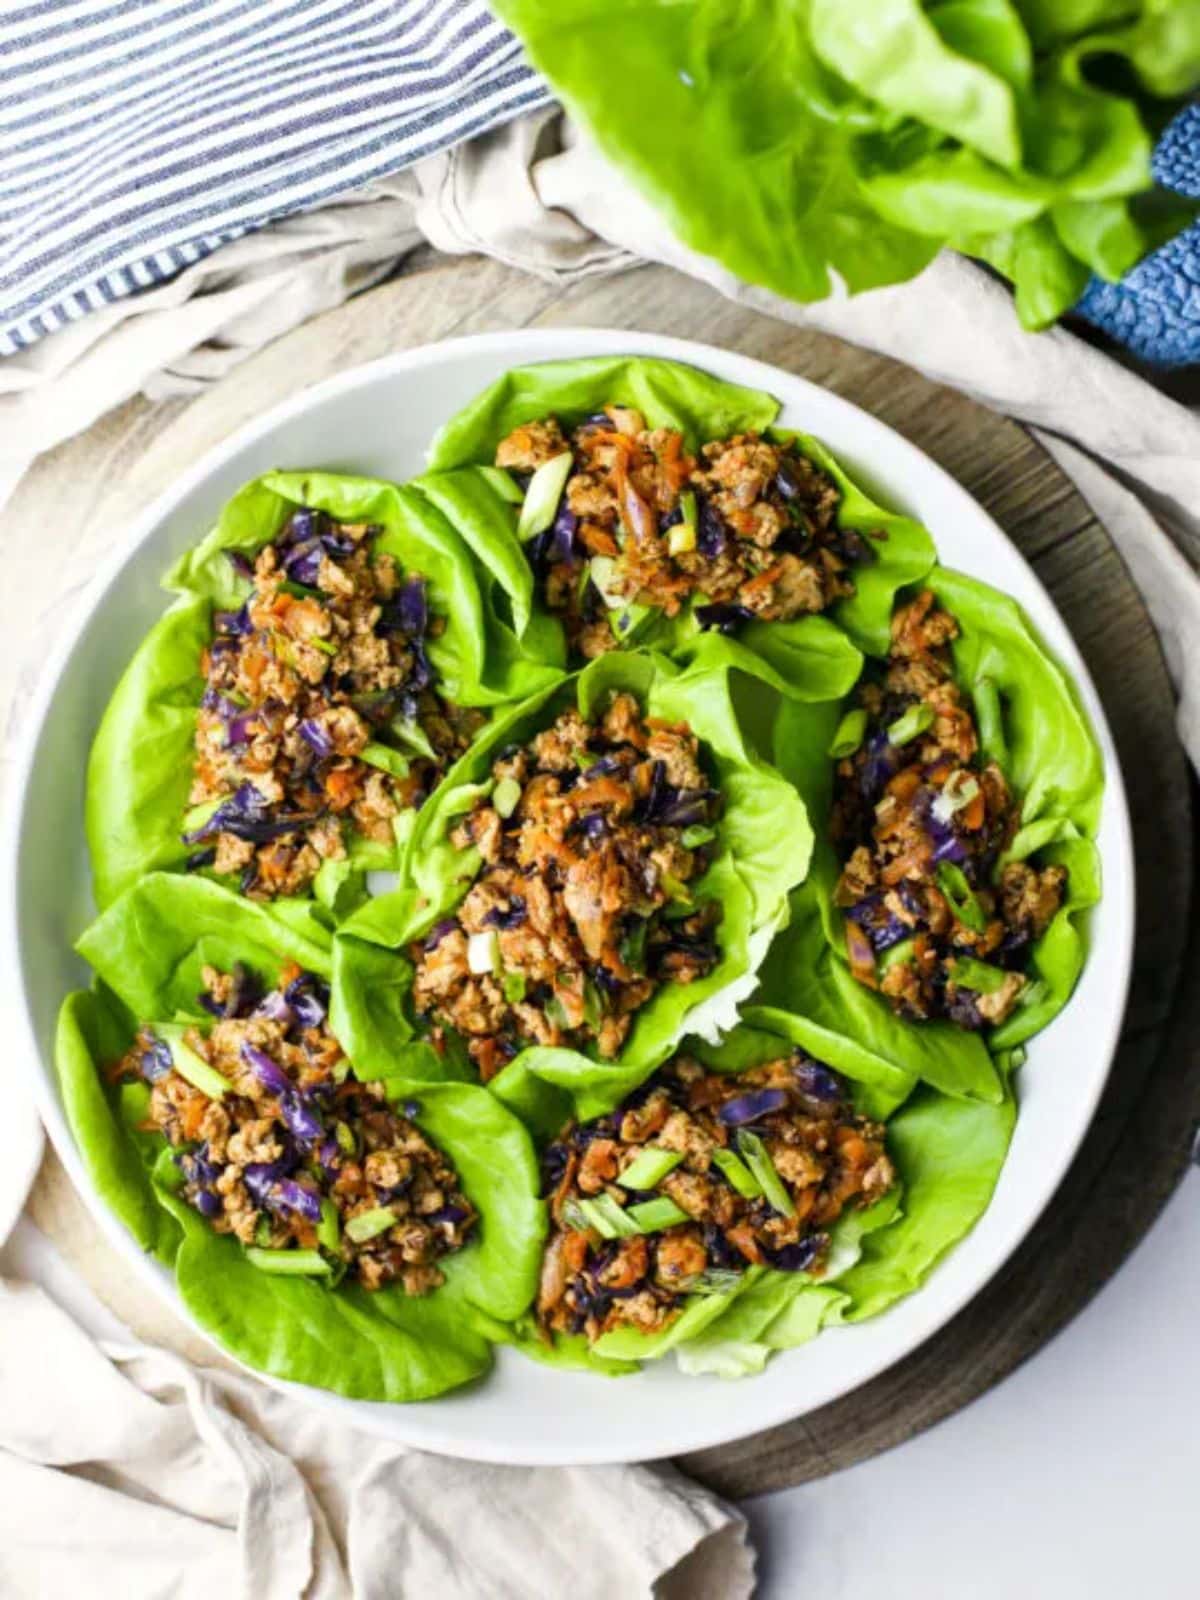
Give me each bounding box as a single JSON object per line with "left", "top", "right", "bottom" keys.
{"left": 588, "top": 1193, "right": 641, "bottom": 1237}
{"left": 493, "top": 776, "right": 522, "bottom": 818}
{"left": 885, "top": 702, "right": 935, "bottom": 746}
{"left": 345, "top": 1207, "right": 397, "bottom": 1244}
{"left": 950, "top": 956, "right": 1010, "bottom": 995}
{"left": 619, "top": 919, "right": 648, "bottom": 972}
{"left": 828, "top": 708, "right": 868, "bottom": 758}
{"left": 245, "top": 1248, "right": 331, "bottom": 1276}
{"left": 317, "top": 1197, "right": 341, "bottom": 1254}
{"left": 627, "top": 1196, "right": 690, "bottom": 1232}
{"left": 310, "top": 636, "right": 339, "bottom": 657}
{"left": 680, "top": 823, "right": 716, "bottom": 849}
{"left": 711, "top": 1147, "right": 762, "bottom": 1199}
{"left": 360, "top": 742, "right": 411, "bottom": 778}
{"left": 502, "top": 970, "right": 527, "bottom": 1004}
{"left": 973, "top": 677, "right": 1008, "bottom": 768}
{"left": 517, "top": 451, "right": 574, "bottom": 542}
{"left": 691, "top": 1269, "right": 744, "bottom": 1295}
{"left": 1018, "top": 978, "right": 1049, "bottom": 1009}
{"left": 660, "top": 872, "right": 693, "bottom": 905}
{"left": 158, "top": 1026, "right": 233, "bottom": 1100}
{"left": 936, "top": 861, "right": 988, "bottom": 933}
{"left": 617, "top": 1148, "right": 683, "bottom": 1191}
{"left": 335, "top": 1121, "right": 356, "bottom": 1155}
{"left": 736, "top": 1131, "right": 795, "bottom": 1217}
{"left": 877, "top": 936, "right": 916, "bottom": 975}
{"left": 254, "top": 1216, "right": 273, "bottom": 1247}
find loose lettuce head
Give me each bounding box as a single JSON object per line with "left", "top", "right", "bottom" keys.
{"left": 424, "top": 355, "right": 936, "bottom": 692}
{"left": 754, "top": 564, "right": 1103, "bottom": 1088}
{"left": 489, "top": 0, "right": 1200, "bottom": 329}
{"left": 339, "top": 645, "right": 813, "bottom": 1113}
{"left": 87, "top": 469, "right": 563, "bottom": 912}
{"left": 59, "top": 875, "right": 546, "bottom": 1401}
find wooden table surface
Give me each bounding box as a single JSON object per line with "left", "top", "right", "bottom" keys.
{"left": 6, "top": 255, "right": 1195, "bottom": 1498}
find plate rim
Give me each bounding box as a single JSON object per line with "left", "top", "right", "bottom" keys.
{"left": 1, "top": 326, "right": 1135, "bottom": 1465}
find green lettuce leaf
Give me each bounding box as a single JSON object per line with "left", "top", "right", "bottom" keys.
{"left": 425, "top": 354, "right": 935, "bottom": 687}
{"left": 76, "top": 872, "right": 334, "bottom": 1023}
{"left": 344, "top": 646, "right": 812, "bottom": 1113}
{"left": 87, "top": 468, "right": 564, "bottom": 911}
{"left": 490, "top": 0, "right": 1195, "bottom": 331}
{"left": 58, "top": 880, "right": 546, "bottom": 1401}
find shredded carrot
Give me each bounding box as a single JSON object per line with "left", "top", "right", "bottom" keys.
{"left": 324, "top": 767, "right": 361, "bottom": 809}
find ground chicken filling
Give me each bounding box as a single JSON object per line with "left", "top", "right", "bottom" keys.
{"left": 411, "top": 693, "right": 722, "bottom": 1081}
{"left": 536, "top": 1053, "right": 894, "bottom": 1343}
{"left": 494, "top": 406, "right": 877, "bottom": 659}
{"left": 831, "top": 590, "right": 1066, "bottom": 1031}
{"left": 185, "top": 507, "right": 483, "bottom": 900}
{"left": 113, "top": 963, "right": 476, "bottom": 1294}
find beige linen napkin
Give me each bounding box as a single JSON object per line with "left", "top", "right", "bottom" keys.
{"left": 0, "top": 1275, "right": 753, "bottom": 1599}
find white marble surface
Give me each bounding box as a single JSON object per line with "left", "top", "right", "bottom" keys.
{"left": 748, "top": 1168, "right": 1199, "bottom": 1598}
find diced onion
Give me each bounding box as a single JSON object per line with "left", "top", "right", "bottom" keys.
{"left": 467, "top": 931, "right": 498, "bottom": 975}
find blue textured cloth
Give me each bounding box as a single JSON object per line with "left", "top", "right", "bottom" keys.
{"left": 1076, "top": 104, "right": 1200, "bottom": 367}
{"left": 0, "top": 0, "right": 550, "bottom": 358}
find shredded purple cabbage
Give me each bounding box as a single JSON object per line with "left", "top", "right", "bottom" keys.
{"left": 482, "top": 897, "right": 527, "bottom": 930}
{"left": 716, "top": 1088, "right": 789, "bottom": 1126}
{"left": 298, "top": 718, "right": 334, "bottom": 760}
{"left": 284, "top": 973, "right": 329, "bottom": 1029}
{"left": 423, "top": 918, "right": 458, "bottom": 952}
{"left": 696, "top": 497, "right": 727, "bottom": 559}
{"left": 276, "top": 1179, "right": 322, "bottom": 1223}
{"left": 139, "top": 1037, "right": 173, "bottom": 1083}
{"left": 792, "top": 1056, "right": 843, "bottom": 1102}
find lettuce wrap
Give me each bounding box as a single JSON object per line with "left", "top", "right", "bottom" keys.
{"left": 753, "top": 564, "right": 1103, "bottom": 1095}
{"left": 87, "top": 469, "right": 564, "bottom": 913}
{"left": 59, "top": 873, "right": 546, "bottom": 1402}
{"left": 338, "top": 644, "right": 813, "bottom": 1114}
{"left": 491, "top": 1014, "right": 1014, "bottom": 1379}
{"left": 422, "top": 354, "right": 936, "bottom": 686}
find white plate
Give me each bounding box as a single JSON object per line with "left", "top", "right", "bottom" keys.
{"left": 1, "top": 329, "right": 1134, "bottom": 1466}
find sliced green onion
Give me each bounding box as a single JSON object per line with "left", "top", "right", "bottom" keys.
{"left": 182, "top": 795, "right": 224, "bottom": 834}
{"left": 680, "top": 823, "right": 716, "bottom": 849}
{"left": 317, "top": 1197, "right": 341, "bottom": 1254}
{"left": 711, "top": 1147, "right": 762, "bottom": 1199}
{"left": 254, "top": 1215, "right": 273, "bottom": 1247}
{"left": 828, "top": 708, "right": 868, "bottom": 758}
{"left": 736, "top": 1131, "right": 795, "bottom": 1217}
{"left": 627, "top": 1196, "right": 690, "bottom": 1232}
{"left": 589, "top": 554, "right": 626, "bottom": 610}
{"left": 617, "top": 1148, "right": 683, "bottom": 1191}
{"left": 561, "top": 1199, "right": 594, "bottom": 1234}
{"left": 877, "top": 936, "right": 916, "bottom": 975}
{"left": 571, "top": 1200, "right": 617, "bottom": 1239}
{"left": 502, "top": 970, "right": 527, "bottom": 1004}
{"left": 544, "top": 994, "right": 570, "bottom": 1029}
{"left": 279, "top": 578, "right": 322, "bottom": 600}
{"left": 973, "top": 677, "right": 1009, "bottom": 768}
{"left": 678, "top": 489, "right": 698, "bottom": 525}
{"left": 936, "top": 861, "right": 988, "bottom": 933}
{"left": 245, "top": 1248, "right": 331, "bottom": 1276}
{"left": 584, "top": 1193, "right": 641, "bottom": 1238}
{"left": 517, "top": 451, "right": 574, "bottom": 541}
{"left": 885, "top": 702, "right": 935, "bottom": 746}
{"left": 950, "top": 956, "right": 1010, "bottom": 995}
{"left": 331, "top": 1058, "right": 352, "bottom": 1085}
{"left": 493, "top": 776, "right": 522, "bottom": 818}
{"left": 388, "top": 716, "right": 437, "bottom": 761}
{"left": 360, "top": 742, "right": 410, "bottom": 778}
{"left": 619, "top": 919, "right": 648, "bottom": 972}
{"left": 158, "top": 1026, "right": 233, "bottom": 1100}
{"left": 581, "top": 977, "right": 604, "bottom": 1031}
{"left": 310, "top": 636, "right": 339, "bottom": 658}
{"left": 660, "top": 872, "right": 693, "bottom": 905}
{"left": 345, "top": 1207, "right": 397, "bottom": 1244}
{"left": 691, "top": 1268, "right": 744, "bottom": 1295}
{"left": 334, "top": 1121, "right": 356, "bottom": 1155}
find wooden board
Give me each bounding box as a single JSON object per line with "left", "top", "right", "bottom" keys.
{"left": 7, "top": 256, "right": 1195, "bottom": 1498}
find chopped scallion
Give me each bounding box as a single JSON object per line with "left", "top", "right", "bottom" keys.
{"left": 317, "top": 1197, "right": 341, "bottom": 1254}
{"left": 617, "top": 1148, "right": 683, "bottom": 1192}
{"left": 517, "top": 451, "right": 574, "bottom": 541}
{"left": 711, "top": 1147, "right": 762, "bottom": 1199}
{"left": 627, "top": 1196, "right": 690, "bottom": 1232}
{"left": 245, "top": 1248, "right": 331, "bottom": 1276}
{"left": 936, "top": 861, "right": 988, "bottom": 932}
{"left": 828, "top": 708, "right": 868, "bottom": 759}
{"left": 344, "top": 1207, "right": 397, "bottom": 1244}
{"left": 950, "top": 956, "right": 1010, "bottom": 995}
{"left": 493, "top": 776, "right": 522, "bottom": 818}
{"left": 680, "top": 823, "right": 716, "bottom": 849}
{"left": 885, "top": 702, "right": 935, "bottom": 746}
{"left": 736, "top": 1131, "right": 795, "bottom": 1217}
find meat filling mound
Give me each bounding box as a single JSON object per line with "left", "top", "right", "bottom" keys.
{"left": 495, "top": 406, "right": 876, "bottom": 658}
{"left": 411, "top": 692, "right": 722, "bottom": 1080}
{"left": 536, "top": 1053, "right": 894, "bottom": 1344}
{"left": 185, "top": 508, "right": 482, "bottom": 900}
{"left": 831, "top": 589, "right": 1066, "bottom": 1030}
{"left": 114, "top": 962, "right": 476, "bottom": 1294}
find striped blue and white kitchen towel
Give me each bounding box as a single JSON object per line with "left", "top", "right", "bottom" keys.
{"left": 0, "top": 0, "right": 550, "bottom": 357}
